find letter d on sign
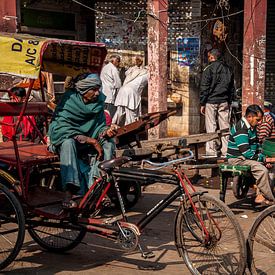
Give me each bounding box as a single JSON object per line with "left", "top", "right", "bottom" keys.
{"left": 12, "top": 43, "right": 22, "bottom": 52}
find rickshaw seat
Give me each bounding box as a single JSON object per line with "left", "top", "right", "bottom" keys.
{"left": 0, "top": 102, "right": 49, "bottom": 116}
{"left": 0, "top": 141, "right": 58, "bottom": 166}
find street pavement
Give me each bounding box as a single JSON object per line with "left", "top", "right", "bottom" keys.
{"left": 3, "top": 178, "right": 268, "bottom": 274}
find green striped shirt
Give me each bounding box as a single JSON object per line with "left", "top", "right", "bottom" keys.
{"left": 227, "top": 117, "right": 264, "bottom": 162}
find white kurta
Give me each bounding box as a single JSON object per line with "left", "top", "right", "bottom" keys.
{"left": 113, "top": 66, "right": 148, "bottom": 125}
{"left": 100, "top": 62, "right": 122, "bottom": 104}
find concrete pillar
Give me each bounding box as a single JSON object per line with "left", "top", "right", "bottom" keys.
{"left": 0, "top": 0, "right": 17, "bottom": 33}
{"left": 147, "top": 0, "right": 168, "bottom": 139}
{"left": 242, "top": 0, "right": 267, "bottom": 112}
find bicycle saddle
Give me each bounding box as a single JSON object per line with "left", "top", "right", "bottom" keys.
{"left": 98, "top": 156, "right": 131, "bottom": 172}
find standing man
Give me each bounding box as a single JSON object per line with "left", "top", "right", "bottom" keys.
{"left": 100, "top": 55, "right": 122, "bottom": 117}
{"left": 113, "top": 56, "right": 148, "bottom": 125}
{"left": 200, "top": 49, "right": 235, "bottom": 158}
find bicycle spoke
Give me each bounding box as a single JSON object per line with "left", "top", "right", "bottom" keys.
{"left": 176, "top": 194, "right": 245, "bottom": 274}
{"left": 249, "top": 206, "right": 275, "bottom": 274}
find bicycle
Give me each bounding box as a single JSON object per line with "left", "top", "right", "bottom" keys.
{"left": 247, "top": 205, "right": 275, "bottom": 274}
{"left": 0, "top": 150, "right": 247, "bottom": 273}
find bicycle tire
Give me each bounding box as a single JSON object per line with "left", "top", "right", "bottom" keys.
{"left": 175, "top": 193, "right": 246, "bottom": 275}
{"left": 28, "top": 220, "right": 86, "bottom": 253}
{"left": 0, "top": 183, "right": 25, "bottom": 270}
{"left": 247, "top": 205, "right": 275, "bottom": 274}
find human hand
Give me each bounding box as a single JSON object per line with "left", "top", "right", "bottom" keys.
{"left": 200, "top": 106, "right": 205, "bottom": 115}
{"left": 105, "top": 124, "right": 119, "bottom": 138}
{"left": 266, "top": 163, "right": 273, "bottom": 169}
{"left": 86, "top": 137, "right": 103, "bottom": 160}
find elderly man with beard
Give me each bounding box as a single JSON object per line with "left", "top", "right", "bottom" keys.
{"left": 48, "top": 73, "right": 117, "bottom": 208}
{"left": 113, "top": 56, "right": 148, "bottom": 125}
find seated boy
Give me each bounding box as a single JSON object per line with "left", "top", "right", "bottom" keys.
{"left": 227, "top": 104, "right": 274, "bottom": 204}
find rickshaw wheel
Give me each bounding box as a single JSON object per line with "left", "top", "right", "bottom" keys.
{"left": 232, "top": 175, "right": 251, "bottom": 199}
{"left": 32, "top": 164, "right": 62, "bottom": 191}
{"left": 109, "top": 180, "right": 141, "bottom": 210}
{"left": 28, "top": 220, "right": 86, "bottom": 253}
{"left": 0, "top": 183, "right": 25, "bottom": 270}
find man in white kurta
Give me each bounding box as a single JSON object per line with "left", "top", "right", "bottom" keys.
{"left": 113, "top": 56, "right": 148, "bottom": 125}
{"left": 100, "top": 55, "right": 122, "bottom": 117}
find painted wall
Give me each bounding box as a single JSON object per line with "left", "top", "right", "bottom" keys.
{"left": 0, "top": 0, "right": 17, "bottom": 33}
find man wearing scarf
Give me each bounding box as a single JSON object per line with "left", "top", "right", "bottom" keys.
{"left": 48, "top": 73, "right": 117, "bottom": 208}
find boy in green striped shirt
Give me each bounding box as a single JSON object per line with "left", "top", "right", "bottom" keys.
{"left": 227, "top": 105, "right": 274, "bottom": 204}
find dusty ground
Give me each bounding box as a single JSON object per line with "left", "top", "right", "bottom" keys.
{"left": 2, "top": 177, "right": 272, "bottom": 275}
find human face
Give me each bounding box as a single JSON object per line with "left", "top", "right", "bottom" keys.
{"left": 208, "top": 53, "right": 216, "bottom": 62}
{"left": 246, "top": 113, "right": 263, "bottom": 127}
{"left": 135, "top": 57, "right": 143, "bottom": 67}
{"left": 82, "top": 87, "right": 100, "bottom": 103}
{"left": 112, "top": 57, "right": 120, "bottom": 68}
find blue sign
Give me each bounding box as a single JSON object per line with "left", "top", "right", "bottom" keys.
{"left": 176, "top": 37, "right": 200, "bottom": 67}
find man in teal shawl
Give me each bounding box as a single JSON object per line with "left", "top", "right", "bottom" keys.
{"left": 48, "top": 73, "right": 117, "bottom": 208}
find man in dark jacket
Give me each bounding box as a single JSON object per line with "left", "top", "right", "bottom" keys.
{"left": 200, "top": 49, "right": 235, "bottom": 157}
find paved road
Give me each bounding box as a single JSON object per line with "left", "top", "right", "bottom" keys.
{"left": 4, "top": 180, "right": 267, "bottom": 274}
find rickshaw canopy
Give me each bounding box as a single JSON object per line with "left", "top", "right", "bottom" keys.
{"left": 0, "top": 32, "right": 107, "bottom": 79}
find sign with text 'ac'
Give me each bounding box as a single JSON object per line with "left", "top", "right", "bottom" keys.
{"left": 0, "top": 33, "right": 44, "bottom": 79}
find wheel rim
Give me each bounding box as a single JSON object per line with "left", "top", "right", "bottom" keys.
{"left": 180, "top": 196, "right": 243, "bottom": 274}
{"left": 0, "top": 188, "right": 24, "bottom": 268}
{"left": 28, "top": 219, "right": 85, "bottom": 251}
{"left": 249, "top": 210, "right": 275, "bottom": 274}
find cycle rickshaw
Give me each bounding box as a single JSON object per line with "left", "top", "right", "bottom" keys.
{"left": 0, "top": 32, "right": 246, "bottom": 274}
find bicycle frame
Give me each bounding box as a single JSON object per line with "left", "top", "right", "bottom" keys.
{"left": 73, "top": 165, "right": 213, "bottom": 246}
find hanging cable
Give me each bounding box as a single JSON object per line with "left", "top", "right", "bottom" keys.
{"left": 72, "top": 0, "right": 146, "bottom": 23}
{"left": 220, "top": 5, "right": 243, "bottom": 66}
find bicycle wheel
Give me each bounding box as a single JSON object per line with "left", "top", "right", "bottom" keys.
{"left": 175, "top": 193, "right": 246, "bottom": 274}
{"left": 247, "top": 205, "right": 275, "bottom": 274}
{"left": 0, "top": 183, "right": 25, "bottom": 270}
{"left": 28, "top": 219, "right": 86, "bottom": 253}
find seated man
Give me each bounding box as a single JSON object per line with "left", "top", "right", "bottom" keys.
{"left": 257, "top": 101, "right": 275, "bottom": 143}
{"left": 227, "top": 104, "right": 275, "bottom": 204}
{"left": 48, "top": 73, "right": 117, "bottom": 208}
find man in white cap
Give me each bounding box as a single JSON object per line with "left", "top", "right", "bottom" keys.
{"left": 113, "top": 56, "right": 148, "bottom": 125}
{"left": 100, "top": 55, "right": 122, "bottom": 117}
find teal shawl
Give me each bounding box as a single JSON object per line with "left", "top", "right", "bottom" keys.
{"left": 49, "top": 89, "right": 107, "bottom": 146}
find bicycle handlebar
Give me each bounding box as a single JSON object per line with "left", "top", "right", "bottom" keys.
{"left": 141, "top": 150, "right": 194, "bottom": 170}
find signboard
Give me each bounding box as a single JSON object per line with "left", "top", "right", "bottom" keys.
{"left": 0, "top": 32, "right": 107, "bottom": 79}
{"left": 0, "top": 33, "right": 45, "bottom": 79}
{"left": 176, "top": 37, "right": 200, "bottom": 67}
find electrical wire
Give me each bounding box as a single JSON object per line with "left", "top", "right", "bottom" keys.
{"left": 72, "top": 0, "right": 146, "bottom": 23}
{"left": 220, "top": 5, "right": 243, "bottom": 66}
{"left": 171, "top": 10, "right": 243, "bottom": 25}
{"left": 72, "top": 0, "right": 243, "bottom": 27}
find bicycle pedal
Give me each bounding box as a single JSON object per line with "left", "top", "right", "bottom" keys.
{"left": 141, "top": 251, "right": 155, "bottom": 259}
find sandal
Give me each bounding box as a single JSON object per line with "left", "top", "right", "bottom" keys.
{"left": 260, "top": 199, "right": 274, "bottom": 206}
{"left": 255, "top": 194, "right": 266, "bottom": 204}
